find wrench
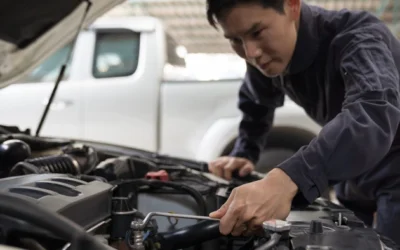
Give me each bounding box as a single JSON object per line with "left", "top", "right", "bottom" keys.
{"left": 131, "top": 212, "right": 220, "bottom": 230}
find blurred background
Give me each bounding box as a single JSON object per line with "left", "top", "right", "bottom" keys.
{"left": 107, "top": 0, "right": 400, "bottom": 78}
{"left": 0, "top": 0, "right": 398, "bottom": 177}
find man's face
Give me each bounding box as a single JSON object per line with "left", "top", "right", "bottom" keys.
{"left": 218, "top": 0, "right": 301, "bottom": 77}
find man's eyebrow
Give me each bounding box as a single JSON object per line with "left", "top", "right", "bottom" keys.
{"left": 224, "top": 22, "right": 262, "bottom": 39}
{"left": 245, "top": 22, "right": 262, "bottom": 35}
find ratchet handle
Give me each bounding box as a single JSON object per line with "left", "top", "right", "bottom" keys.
{"left": 205, "top": 163, "right": 264, "bottom": 182}
{"left": 232, "top": 170, "right": 264, "bottom": 182}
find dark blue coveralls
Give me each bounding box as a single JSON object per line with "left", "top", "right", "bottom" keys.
{"left": 230, "top": 2, "right": 400, "bottom": 244}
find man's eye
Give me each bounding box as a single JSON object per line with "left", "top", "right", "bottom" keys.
{"left": 252, "top": 30, "right": 262, "bottom": 38}
{"left": 230, "top": 38, "right": 242, "bottom": 45}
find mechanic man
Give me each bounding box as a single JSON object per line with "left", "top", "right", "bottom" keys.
{"left": 206, "top": 0, "right": 400, "bottom": 244}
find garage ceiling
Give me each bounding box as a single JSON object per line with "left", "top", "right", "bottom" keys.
{"left": 110, "top": 0, "right": 399, "bottom": 53}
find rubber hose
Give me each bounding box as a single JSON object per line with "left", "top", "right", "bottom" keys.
{"left": 157, "top": 221, "right": 221, "bottom": 250}
{"left": 27, "top": 155, "right": 79, "bottom": 174}
{"left": 25, "top": 145, "right": 98, "bottom": 175}
{"left": 255, "top": 233, "right": 282, "bottom": 250}
{"left": 9, "top": 161, "right": 40, "bottom": 176}
{"left": 238, "top": 236, "right": 256, "bottom": 250}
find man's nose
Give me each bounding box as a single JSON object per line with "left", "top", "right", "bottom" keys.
{"left": 243, "top": 41, "right": 261, "bottom": 60}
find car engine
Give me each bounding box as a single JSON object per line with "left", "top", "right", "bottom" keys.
{"left": 0, "top": 131, "right": 397, "bottom": 250}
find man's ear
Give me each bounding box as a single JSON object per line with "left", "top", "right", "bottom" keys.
{"left": 286, "top": 0, "right": 301, "bottom": 21}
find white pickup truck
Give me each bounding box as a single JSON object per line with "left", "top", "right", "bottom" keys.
{"left": 0, "top": 15, "right": 321, "bottom": 172}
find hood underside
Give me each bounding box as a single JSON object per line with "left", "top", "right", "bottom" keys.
{"left": 0, "top": 0, "right": 125, "bottom": 88}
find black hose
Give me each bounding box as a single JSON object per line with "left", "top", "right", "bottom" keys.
{"left": 20, "top": 238, "right": 46, "bottom": 250}
{"left": 9, "top": 161, "right": 40, "bottom": 176}
{"left": 9, "top": 145, "right": 98, "bottom": 177}
{"left": 0, "top": 192, "right": 113, "bottom": 250}
{"left": 173, "top": 176, "right": 216, "bottom": 187}
{"left": 25, "top": 145, "right": 98, "bottom": 175}
{"left": 255, "top": 233, "right": 282, "bottom": 250}
{"left": 27, "top": 155, "right": 80, "bottom": 174}
{"left": 157, "top": 221, "right": 221, "bottom": 250}
{"left": 238, "top": 236, "right": 256, "bottom": 250}
{"left": 112, "top": 179, "right": 208, "bottom": 216}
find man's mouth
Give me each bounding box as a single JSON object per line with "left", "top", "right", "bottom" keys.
{"left": 259, "top": 61, "right": 271, "bottom": 70}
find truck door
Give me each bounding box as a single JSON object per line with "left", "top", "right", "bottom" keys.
{"left": 81, "top": 27, "right": 160, "bottom": 152}
{"left": 0, "top": 42, "right": 83, "bottom": 138}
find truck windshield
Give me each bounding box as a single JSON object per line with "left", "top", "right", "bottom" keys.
{"left": 21, "top": 42, "right": 73, "bottom": 83}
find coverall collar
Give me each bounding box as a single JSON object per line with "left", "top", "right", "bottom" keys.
{"left": 286, "top": 2, "right": 320, "bottom": 75}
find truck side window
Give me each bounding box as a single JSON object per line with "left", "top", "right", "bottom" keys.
{"left": 21, "top": 42, "right": 73, "bottom": 83}
{"left": 93, "top": 29, "right": 140, "bottom": 78}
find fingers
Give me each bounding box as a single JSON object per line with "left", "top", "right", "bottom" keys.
{"left": 209, "top": 161, "right": 223, "bottom": 178}
{"left": 217, "top": 188, "right": 253, "bottom": 236}
{"left": 239, "top": 162, "right": 253, "bottom": 177}
{"left": 213, "top": 183, "right": 267, "bottom": 236}
{"left": 214, "top": 189, "right": 239, "bottom": 235}
{"left": 209, "top": 187, "right": 236, "bottom": 219}
{"left": 223, "top": 158, "right": 243, "bottom": 180}
{"left": 209, "top": 202, "right": 227, "bottom": 219}
{"left": 231, "top": 217, "right": 249, "bottom": 236}
{"left": 208, "top": 157, "right": 254, "bottom": 180}
{"left": 231, "top": 222, "right": 248, "bottom": 236}
{"left": 208, "top": 157, "right": 228, "bottom": 178}
{"left": 236, "top": 217, "right": 266, "bottom": 237}
{"left": 247, "top": 217, "right": 265, "bottom": 232}
{"left": 219, "top": 203, "right": 240, "bottom": 235}
{"left": 243, "top": 224, "right": 264, "bottom": 237}
{"left": 230, "top": 207, "right": 257, "bottom": 236}
{"left": 223, "top": 205, "right": 255, "bottom": 236}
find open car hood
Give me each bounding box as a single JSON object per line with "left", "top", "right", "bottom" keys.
{"left": 0, "top": 0, "right": 125, "bottom": 88}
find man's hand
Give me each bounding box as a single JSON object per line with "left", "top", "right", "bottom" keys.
{"left": 208, "top": 156, "right": 254, "bottom": 180}
{"left": 209, "top": 168, "right": 298, "bottom": 236}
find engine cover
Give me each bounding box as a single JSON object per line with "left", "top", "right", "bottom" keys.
{"left": 0, "top": 173, "right": 113, "bottom": 229}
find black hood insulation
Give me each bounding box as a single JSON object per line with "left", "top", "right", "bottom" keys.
{"left": 0, "top": 0, "right": 84, "bottom": 48}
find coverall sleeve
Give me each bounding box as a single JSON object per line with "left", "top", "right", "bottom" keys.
{"left": 230, "top": 63, "right": 285, "bottom": 164}
{"left": 277, "top": 33, "right": 400, "bottom": 204}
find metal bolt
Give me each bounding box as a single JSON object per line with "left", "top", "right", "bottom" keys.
{"left": 131, "top": 230, "right": 145, "bottom": 250}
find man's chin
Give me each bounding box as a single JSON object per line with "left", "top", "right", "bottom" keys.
{"left": 261, "top": 68, "right": 283, "bottom": 78}
{"left": 257, "top": 64, "right": 284, "bottom": 78}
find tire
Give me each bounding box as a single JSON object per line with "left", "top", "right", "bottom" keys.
{"left": 255, "top": 147, "right": 296, "bottom": 173}
{"left": 220, "top": 127, "right": 333, "bottom": 200}
{"left": 255, "top": 127, "right": 316, "bottom": 173}
{"left": 255, "top": 127, "right": 332, "bottom": 200}
{"left": 221, "top": 126, "right": 316, "bottom": 173}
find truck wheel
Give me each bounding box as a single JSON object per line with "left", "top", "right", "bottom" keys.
{"left": 221, "top": 126, "right": 316, "bottom": 173}
{"left": 256, "top": 127, "right": 316, "bottom": 173}
{"left": 221, "top": 127, "right": 331, "bottom": 200}
{"left": 256, "top": 148, "right": 296, "bottom": 173}
{"left": 255, "top": 127, "right": 331, "bottom": 200}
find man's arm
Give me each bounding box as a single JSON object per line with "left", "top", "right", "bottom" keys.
{"left": 277, "top": 32, "right": 400, "bottom": 204}
{"left": 230, "top": 63, "right": 285, "bottom": 164}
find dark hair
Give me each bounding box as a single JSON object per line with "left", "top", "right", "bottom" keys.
{"left": 206, "top": 0, "right": 285, "bottom": 28}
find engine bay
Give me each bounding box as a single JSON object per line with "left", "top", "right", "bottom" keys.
{"left": 0, "top": 130, "right": 396, "bottom": 250}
